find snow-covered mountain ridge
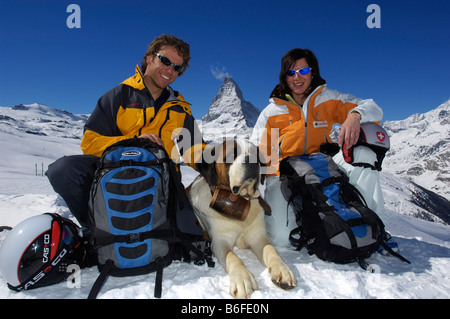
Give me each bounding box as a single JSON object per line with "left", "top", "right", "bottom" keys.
{"left": 382, "top": 100, "right": 450, "bottom": 199}
{"left": 0, "top": 103, "right": 87, "bottom": 139}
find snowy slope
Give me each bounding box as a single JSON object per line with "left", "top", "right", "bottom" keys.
{"left": 0, "top": 103, "right": 86, "bottom": 176}
{"left": 0, "top": 166, "right": 449, "bottom": 300}
{"left": 0, "top": 103, "right": 449, "bottom": 300}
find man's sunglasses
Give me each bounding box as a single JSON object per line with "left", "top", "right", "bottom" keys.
{"left": 286, "top": 67, "right": 312, "bottom": 77}
{"left": 155, "top": 53, "right": 184, "bottom": 74}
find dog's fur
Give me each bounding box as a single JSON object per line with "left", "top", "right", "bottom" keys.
{"left": 187, "top": 139, "right": 297, "bottom": 298}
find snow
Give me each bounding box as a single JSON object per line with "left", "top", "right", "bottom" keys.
{"left": 0, "top": 102, "right": 449, "bottom": 301}
{"left": 0, "top": 165, "right": 449, "bottom": 300}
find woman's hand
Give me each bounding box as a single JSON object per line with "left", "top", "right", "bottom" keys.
{"left": 338, "top": 112, "right": 361, "bottom": 148}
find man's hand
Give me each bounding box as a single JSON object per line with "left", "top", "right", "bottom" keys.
{"left": 338, "top": 112, "right": 361, "bottom": 148}
{"left": 139, "top": 133, "right": 165, "bottom": 147}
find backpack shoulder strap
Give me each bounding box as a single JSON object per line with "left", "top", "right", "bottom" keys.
{"left": 379, "top": 241, "right": 411, "bottom": 264}
{"left": 289, "top": 226, "right": 307, "bottom": 251}
{"left": 88, "top": 260, "right": 113, "bottom": 299}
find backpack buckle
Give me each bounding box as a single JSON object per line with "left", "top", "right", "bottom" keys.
{"left": 118, "top": 159, "right": 135, "bottom": 166}
{"left": 126, "top": 232, "right": 143, "bottom": 244}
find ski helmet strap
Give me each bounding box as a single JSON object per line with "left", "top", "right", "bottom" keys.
{"left": 342, "top": 140, "right": 383, "bottom": 171}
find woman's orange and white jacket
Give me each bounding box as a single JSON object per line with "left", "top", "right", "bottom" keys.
{"left": 250, "top": 84, "right": 383, "bottom": 176}
{"left": 80, "top": 65, "right": 205, "bottom": 170}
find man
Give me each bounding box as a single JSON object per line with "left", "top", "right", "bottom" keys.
{"left": 46, "top": 34, "right": 205, "bottom": 229}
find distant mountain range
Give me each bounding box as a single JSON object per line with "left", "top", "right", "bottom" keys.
{"left": 0, "top": 103, "right": 87, "bottom": 139}
{"left": 382, "top": 101, "right": 450, "bottom": 199}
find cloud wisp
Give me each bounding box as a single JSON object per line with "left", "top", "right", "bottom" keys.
{"left": 210, "top": 65, "right": 231, "bottom": 81}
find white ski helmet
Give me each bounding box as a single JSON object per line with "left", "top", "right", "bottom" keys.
{"left": 342, "top": 122, "right": 390, "bottom": 171}
{"left": 0, "top": 213, "right": 84, "bottom": 291}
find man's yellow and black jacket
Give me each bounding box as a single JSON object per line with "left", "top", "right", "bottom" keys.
{"left": 81, "top": 65, "right": 205, "bottom": 170}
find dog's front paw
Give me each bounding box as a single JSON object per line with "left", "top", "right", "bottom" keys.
{"left": 269, "top": 262, "right": 297, "bottom": 290}
{"left": 229, "top": 267, "right": 258, "bottom": 299}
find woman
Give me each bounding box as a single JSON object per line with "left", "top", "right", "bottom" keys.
{"left": 250, "top": 48, "right": 384, "bottom": 247}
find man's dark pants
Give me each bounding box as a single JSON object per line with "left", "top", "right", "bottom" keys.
{"left": 46, "top": 155, "right": 99, "bottom": 229}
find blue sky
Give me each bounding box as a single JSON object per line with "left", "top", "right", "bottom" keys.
{"left": 0, "top": 0, "right": 449, "bottom": 122}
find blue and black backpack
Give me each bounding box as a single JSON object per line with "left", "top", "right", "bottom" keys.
{"left": 87, "top": 138, "right": 213, "bottom": 298}
{"left": 280, "top": 153, "right": 410, "bottom": 270}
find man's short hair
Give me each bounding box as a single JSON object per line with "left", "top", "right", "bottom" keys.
{"left": 141, "top": 34, "right": 191, "bottom": 76}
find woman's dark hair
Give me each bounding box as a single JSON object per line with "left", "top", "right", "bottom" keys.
{"left": 278, "top": 48, "right": 326, "bottom": 96}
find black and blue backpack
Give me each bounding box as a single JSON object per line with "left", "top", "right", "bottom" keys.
{"left": 87, "top": 138, "right": 213, "bottom": 298}
{"left": 280, "top": 152, "right": 410, "bottom": 270}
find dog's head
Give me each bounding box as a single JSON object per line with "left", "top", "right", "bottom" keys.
{"left": 196, "top": 139, "right": 265, "bottom": 198}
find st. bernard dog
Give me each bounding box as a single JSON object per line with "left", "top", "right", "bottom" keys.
{"left": 187, "top": 139, "right": 297, "bottom": 299}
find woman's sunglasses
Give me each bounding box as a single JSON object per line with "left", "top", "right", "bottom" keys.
{"left": 286, "top": 67, "right": 312, "bottom": 77}
{"left": 154, "top": 53, "right": 184, "bottom": 74}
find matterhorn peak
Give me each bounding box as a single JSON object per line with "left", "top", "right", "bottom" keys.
{"left": 206, "top": 76, "right": 244, "bottom": 117}
{"left": 199, "top": 77, "right": 261, "bottom": 143}
{"left": 222, "top": 75, "right": 241, "bottom": 93}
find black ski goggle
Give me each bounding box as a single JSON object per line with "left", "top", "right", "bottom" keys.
{"left": 154, "top": 53, "right": 184, "bottom": 74}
